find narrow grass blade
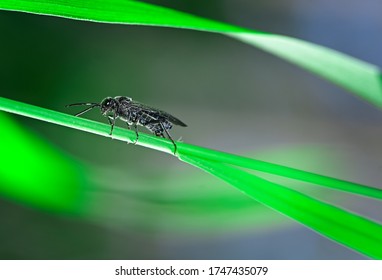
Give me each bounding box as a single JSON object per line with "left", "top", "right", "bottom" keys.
{"left": 177, "top": 142, "right": 382, "bottom": 201}
{"left": 1, "top": 96, "right": 382, "bottom": 201}
{"left": 179, "top": 154, "right": 382, "bottom": 259}
{"left": 1, "top": 0, "right": 381, "bottom": 106}
{"left": 2, "top": 96, "right": 382, "bottom": 257}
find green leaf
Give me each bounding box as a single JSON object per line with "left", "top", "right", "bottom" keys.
{"left": 1, "top": 96, "right": 382, "bottom": 258}
{"left": 1, "top": 96, "right": 381, "bottom": 201}
{"left": 180, "top": 154, "right": 382, "bottom": 259}
{"left": 0, "top": 112, "right": 85, "bottom": 213}
{"left": 87, "top": 167, "right": 291, "bottom": 234}
{"left": 178, "top": 142, "right": 382, "bottom": 201}
{"left": 1, "top": 0, "right": 381, "bottom": 107}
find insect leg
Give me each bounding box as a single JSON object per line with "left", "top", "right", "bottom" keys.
{"left": 133, "top": 123, "right": 139, "bottom": 144}
{"left": 107, "top": 116, "right": 115, "bottom": 136}
{"left": 107, "top": 109, "right": 118, "bottom": 136}
{"left": 160, "top": 122, "right": 177, "bottom": 155}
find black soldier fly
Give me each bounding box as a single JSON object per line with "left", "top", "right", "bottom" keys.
{"left": 66, "top": 96, "right": 187, "bottom": 154}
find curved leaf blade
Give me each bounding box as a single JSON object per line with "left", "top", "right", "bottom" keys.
{"left": 178, "top": 142, "right": 382, "bottom": 201}
{"left": 180, "top": 154, "right": 382, "bottom": 259}
{"left": 0, "top": 0, "right": 381, "bottom": 106}
{"left": 1, "top": 96, "right": 382, "bottom": 201}
{"left": 1, "top": 97, "right": 382, "bottom": 257}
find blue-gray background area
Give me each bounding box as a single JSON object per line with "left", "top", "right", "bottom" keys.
{"left": 0, "top": 0, "right": 381, "bottom": 259}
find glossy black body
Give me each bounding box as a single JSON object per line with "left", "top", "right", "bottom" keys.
{"left": 66, "top": 96, "right": 187, "bottom": 154}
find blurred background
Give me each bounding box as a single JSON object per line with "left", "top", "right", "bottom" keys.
{"left": 0, "top": 0, "right": 382, "bottom": 259}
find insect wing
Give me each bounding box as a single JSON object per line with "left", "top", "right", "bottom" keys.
{"left": 131, "top": 101, "right": 187, "bottom": 127}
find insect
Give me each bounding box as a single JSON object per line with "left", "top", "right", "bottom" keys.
{"left": 66, "top": 96, "right": 187, "bottom": 154}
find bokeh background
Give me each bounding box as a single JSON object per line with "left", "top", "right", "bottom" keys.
{"left": 1, "top": 0, "right": 382, "bottom": 259}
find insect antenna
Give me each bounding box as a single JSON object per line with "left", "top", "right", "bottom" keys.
{"left": 65, "top": 103, "right": 100, "bottom": 116}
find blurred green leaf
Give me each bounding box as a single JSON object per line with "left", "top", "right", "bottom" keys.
{"left": 86, "top": 147, "right": 344, "bottom": 234}
{"left": 85, "top": 167, "right": 291, "bottom": 234}
{"left": 0, "top": 112, "right": 85, "bottom": 213}
{"left": 0, "top": 0, "right": 381, "bottom": 106}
